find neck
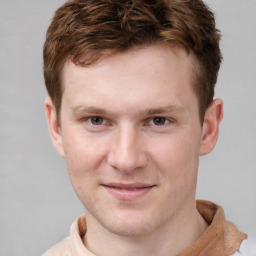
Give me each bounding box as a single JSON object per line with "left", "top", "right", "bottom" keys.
{"left": 83, "top": 202, "right": 208, "bottom": 256}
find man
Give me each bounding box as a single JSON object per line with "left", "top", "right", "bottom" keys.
{"left": 42, "top": 0, "right": 251, "bottom": 255}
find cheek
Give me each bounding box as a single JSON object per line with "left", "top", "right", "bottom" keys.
{"left": 63, "top": 136, "right": 107, "bottom": 205}
{"left": 62, "top": 132, "right": 108, "bottom": 185}
{"left": 149, "top": 132, "right": 200, "bottom": 182}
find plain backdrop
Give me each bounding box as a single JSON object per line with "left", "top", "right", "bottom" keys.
{"left": 0, "top": 0, "right": 255, "bottom": 255}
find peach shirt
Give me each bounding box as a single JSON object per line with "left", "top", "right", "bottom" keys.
{"left": 43, "top": 200, "right": 247, "bottom": 256}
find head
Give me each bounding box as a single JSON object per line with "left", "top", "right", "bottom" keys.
{"left": 44, "top": 0, "right": 222, "bottom": 124}
{"left": 44, "top": 0, "right": 223, "bottom": 241}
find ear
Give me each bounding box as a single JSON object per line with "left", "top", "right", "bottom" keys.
{"left": 45, "top": 97, "right": 65, "bottom": 158}
{"left": 200, "top": 98, "right": 223, "bottom": 156}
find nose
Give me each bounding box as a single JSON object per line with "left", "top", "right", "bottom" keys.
{"left": 107, "top": 125, "right": 148, "bottom": 174}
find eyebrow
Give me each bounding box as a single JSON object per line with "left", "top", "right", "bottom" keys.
{"left": 143, "top": 105, "right": 187, "bottom": 115}
{"left": 71, "top": 105, "right": 187, "bottom": 117}
{"left": 72, "top": 106, "right": 108, "bottom": 115}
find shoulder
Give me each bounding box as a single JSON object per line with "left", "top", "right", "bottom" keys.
{"left": 42, "top": 237, "right": 72, "bottom": 256}
{"left": 232, "top": 239, "right": 256, "bottom": 256}
{"left": 42, "top": 215, "right": 88, "bottom": 256}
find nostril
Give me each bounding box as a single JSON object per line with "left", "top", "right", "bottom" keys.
{"left": 107, "top": 149, "right": 147, "bottom": 173}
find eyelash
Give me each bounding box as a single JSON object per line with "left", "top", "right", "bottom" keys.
{"left": 147, "top": 117, "right": 171, "bottom": 126}
{"left": 84, "top": 116, "right": 173, "bottom": 127}
{"left": 88, "top": 116, "right": 107, "bottom": 126}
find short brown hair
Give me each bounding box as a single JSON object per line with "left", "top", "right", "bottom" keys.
{"left": 43, "top": 0, "right": 222, "bottom": 123}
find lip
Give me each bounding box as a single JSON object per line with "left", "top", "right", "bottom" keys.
{"left": 101, "top": 183, "right": 155, "bottom": 200}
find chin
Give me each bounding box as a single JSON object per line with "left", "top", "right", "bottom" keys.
{"left": 106, "top": 220, "right": 154, "bottom": 237}
{"left": 98, "top": 210, "right": 161, "bottom": 238}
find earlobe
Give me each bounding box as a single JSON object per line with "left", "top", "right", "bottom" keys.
{"left": 200, "top": 98, "right": 223, "bottom": 156}
{"left": 45, "top": 97, "right": 66, "bottom": 158}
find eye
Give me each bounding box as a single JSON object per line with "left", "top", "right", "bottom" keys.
{"left": 89, "top": 116, "right": 105, "bottom": 125}
{"left": 151, "top": 117, "right": 168, "bottom": 125}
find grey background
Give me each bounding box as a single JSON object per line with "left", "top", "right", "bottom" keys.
{"left": 0, "top": 0, "right": 255, "bottom": 255}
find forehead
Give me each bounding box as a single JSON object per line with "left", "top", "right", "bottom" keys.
{"left": 62, "top": 43, "right": 195, "bottom": 86}
{"left": 61, "top": 43, "right": 198, "bottom": 115}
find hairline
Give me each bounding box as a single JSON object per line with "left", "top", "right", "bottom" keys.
{"left": 55, "top": 42, "right": 205, "bottom": 126}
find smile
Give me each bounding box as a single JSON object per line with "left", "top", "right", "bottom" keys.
{"left": 101, "top": 183, "right": 155, "bottom": 200}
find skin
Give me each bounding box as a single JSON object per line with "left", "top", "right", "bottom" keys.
{"left": 45, "top": 43, "right": 223, "bottom": 256}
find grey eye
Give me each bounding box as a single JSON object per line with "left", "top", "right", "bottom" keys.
{"left": 90, "top": 116, "right": 104, "bottom": 125}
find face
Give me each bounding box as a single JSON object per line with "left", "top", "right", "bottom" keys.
{"left": 46, "top": 43, "right": 221, "bottom": 238}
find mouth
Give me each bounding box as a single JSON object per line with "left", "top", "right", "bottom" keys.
{"left": 101, "top": 183, "right": 156, "bottom": 200}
